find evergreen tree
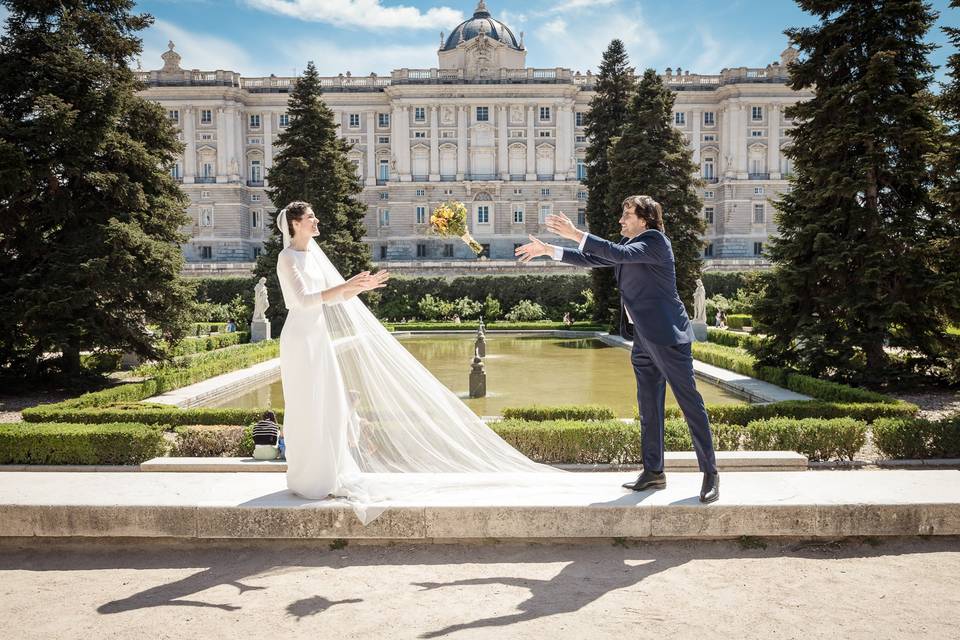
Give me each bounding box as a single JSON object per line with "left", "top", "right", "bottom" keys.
{"left": 0, "top": 0, "right": 193, "bottom": 380}
{"left": 753, "top": 0, "right": 958, "bottom": 384}
{"left": 932, "top": 1, "right": 960, "bottom": 283}
{"left": 254, "top": 61, "right": 370, "bottom": 330}
{"left": 583, "top": 40, "right": 634, "bottom": 328}
{"left": 605, "top": 68, "right": 705, "bottom": 307}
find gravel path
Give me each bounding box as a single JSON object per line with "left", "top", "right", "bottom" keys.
{"left": 1, "top": 537, "right": 958, "bottom": 640}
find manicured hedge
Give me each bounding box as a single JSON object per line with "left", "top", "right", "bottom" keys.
{"left": 661, "top": 400, "right": 917, "bottom": 426}
{"left": 707, "top": 328, "right": 763, "bottom": 350}
{"left": 872, "top": 417, "right": 960, "bottom": 459}
{"left": 726, "top": 314, "right": 753, "bottom": 329}
{"left": 24, "top": 340, "right": 280, "bottom": 415}
{"left": 172, "top": 425, "right": 254, "bottom": 457}
{"left": 192, "top": 322, "right": 229, "bottom": 336}
{"left": 502, "top": 405, "right": 617, "bottom": 421}
{"left": 744, "top": 417, "right": 867, "bottom": 461}
{"left": 386, "top": 321, "right": 605, "bottom": 332}
{"left": 492, "top": 416, "right": 866, "bottom": 462}
{"left": 168, "top": 331, "right": 250, "bottom": 356}
{"left": 194, "top": 276, "right": 257, "bottom": 307}
{"left": 691, "top": 342, "right": 895, "bottom": 404}
{"left": 375, "top": 274, "right": 592, "bottom": 321}
{"left": 22, "top": 407, "right": 280, "bottom": 428}
{"left": 0, "top": 423, "right": 167, "bottom": 465}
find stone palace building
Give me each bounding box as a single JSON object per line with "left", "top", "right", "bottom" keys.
{"left": 137, "top": 1, "right": 811, "bottom": 272}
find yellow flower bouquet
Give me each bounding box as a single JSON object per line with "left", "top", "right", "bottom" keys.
{"left": 429, "top": 201, "right": 483, "bottom": 255}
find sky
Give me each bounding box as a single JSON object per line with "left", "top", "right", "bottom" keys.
{"left": 1, "top": 1, "right": 957, "bottom": 81}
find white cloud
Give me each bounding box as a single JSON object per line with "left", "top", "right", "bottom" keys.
{"left": 687, "top": 26, "right": 753, "bottom": 74}
{"left": 278, "top": 40, "right": 439, "bottom": 75}
{"left": 532, "top": 10, "right": 662, "bottom": 73}
{"left": 550, "top": 0, "right": 619, "bottom": 13}
{"left": 245, "top": 0, "right": 463, "bottom": 30}
{"left": 139, "top": 18, "right": 256, "bottom": 74}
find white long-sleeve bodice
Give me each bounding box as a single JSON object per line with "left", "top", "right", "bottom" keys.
{"left": 276, "top": 247, "right": 341, "bottom": 310}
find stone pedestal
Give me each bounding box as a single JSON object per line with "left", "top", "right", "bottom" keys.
{"left": 469, "top": 356, "right": 486, "bottom": 398}
{"left": 691, "top": 320, "right": 708, "bottom": 342}
{"left": 251, "top": 319, "right": 272, "bottom": 343}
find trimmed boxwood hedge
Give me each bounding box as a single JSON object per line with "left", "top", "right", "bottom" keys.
{"left": 172, "top": 425, "right": 254, "bottom": 457}
{"left": 386, "top": 321, "right": 605, "bottom": 332}
{"left": 23, "top": 340, "right": 280, "bottom": 416}
{"left": 168, "top": 331, "right": 250, "bottom": 356}
{"left": 22, "top": 407, "right": 280, "bottom": 428}
{"left": 0, "top": 423, "right": 167, "bottom": 465}
{"left": 663, "top": 399, "right": 917, "bottom": 426}
{"left": 691, "top": 341, "right": 895, "bottom": 404}
{"left": 502, "top": 405, "right": 617, "bottom": 421}
{"left": 872, "top": 417, "right": 960, "bottom": 459}
{"left": 726, "top": 314, "right": 753, "bottom": 329}
{"left": 744, "top": 417, "right": 867, "bottom": 461}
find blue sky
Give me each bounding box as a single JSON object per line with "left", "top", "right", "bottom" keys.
{"left": 4, "top": 1, "right": 959, "bottom": 81}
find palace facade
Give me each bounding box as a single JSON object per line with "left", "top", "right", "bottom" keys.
{"left": 137, "top": 1, "right": 810, "bottom": 270}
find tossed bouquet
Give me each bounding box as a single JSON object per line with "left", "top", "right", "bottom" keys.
{"left": 430, "top": 201, "right": 483, "bottom": 255}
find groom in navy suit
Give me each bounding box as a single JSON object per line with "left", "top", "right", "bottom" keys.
{"left": 516, "top": 195, "right": 719, "bottom": 503}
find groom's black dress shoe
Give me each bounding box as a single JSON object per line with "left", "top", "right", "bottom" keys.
{"left": 700, "top": 472, "right": 720, "bottom": 503}
{"left": 622, "top": 469, "right": 666, "bottom": 491}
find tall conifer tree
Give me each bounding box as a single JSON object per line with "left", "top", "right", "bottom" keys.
{"left": 583, "top": 40, "right": 634, "bottom": 327}
{"left": 254, "top": 61, "right": 370, "bottom": 329}
{"left": 753, "top": 0, "right": 958, "bottom": 383}
{"left": 0, "top": 0, "right": 193, "bottom": 379}
{"left": 605, "top": 69, "right": 705, "bottom": 307}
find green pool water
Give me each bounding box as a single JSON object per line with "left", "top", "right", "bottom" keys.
{"left": 214, "top": 335, "right": 745, "bottom": 417}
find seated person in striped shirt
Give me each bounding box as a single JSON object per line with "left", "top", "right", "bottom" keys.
{"left": 252, "top": 411, "right": 282, "bottom": 460}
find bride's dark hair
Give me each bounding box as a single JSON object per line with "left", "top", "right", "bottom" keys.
{"left": 284, "top": 201, "right": 312, "bottom": 237}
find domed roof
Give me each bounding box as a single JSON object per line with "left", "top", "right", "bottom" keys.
{"left": 441, "top": 1, "right": 523, "bottom": 52}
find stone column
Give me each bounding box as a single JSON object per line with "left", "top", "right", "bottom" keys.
{"left": 429, "top": 105, "right": 440, "bottom": 181}
{"left": 457, "top": 105, "right": 468, "bottom": 180}
{"left": 768, "top": 103, "right": 781, "bottom": 179}
{"left": 497, "top": 105, "right": 508, "bottom": 180}
{"left": 554, "top": 103, "right": 567, "bottom": 179}
{"left": 183, "top": 106, "right": 196, "bottom": 183}
{"left": 691, "top": 108, "right": 702, "bottom": 166}
{"left": 224, "top": 106, "right": 237, "bottom": 181}
{"left": 365, "top": 111, "right": 376, "bottom": 185}
{"left": 216, "top": 107, "right": 227, "bottom": 182}
{"left": 525, "top": 105, "right": 536, "bottom": 180}
{"left": 720, "top": 105, "right": 732, "bottom": 178}
{"left": 736, "top": 103, "right": 749, "bottom": 178}
{"left": 235, "top": 108, "right": 245, "bottom": 181}
{"left": 393, "top": 105, "right": 410, "bottom": 181}
{"left": 263, "top": 111, "right": 273, "bottom": 186}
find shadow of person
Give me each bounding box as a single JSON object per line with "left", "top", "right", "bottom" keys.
{"left": 287, "top": 595, "right": 363, "bottom": 621}
{"left": 97, "top": 562, "right": 270, "bottom": 614}
{"left": 413, "top": 550, "right": 687, "bottom": 639}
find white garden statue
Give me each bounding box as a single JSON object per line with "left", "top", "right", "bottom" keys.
{"left": 693, "top": 278, "right": 707, "bottom": 324}
{"left": 253, "top": 277, "right": 270, "bottom": 322}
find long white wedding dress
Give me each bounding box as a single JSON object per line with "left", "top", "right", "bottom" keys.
{"left": 275, "top": 220, "right": 571, "bottom": 524}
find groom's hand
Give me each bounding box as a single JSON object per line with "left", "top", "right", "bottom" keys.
{"left": 546, "top": 212, "right": 585, "bottom": 243}
{"left": 515, "top": 235, "right": 552, "bottom": 263}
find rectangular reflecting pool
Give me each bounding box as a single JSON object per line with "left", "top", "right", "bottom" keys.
{"left": 213, "top": 335, "right": 745, "bottom": 417}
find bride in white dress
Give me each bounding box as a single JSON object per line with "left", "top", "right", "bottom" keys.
{"left": 275, "top": 201, "right": 567, "bottom": 524}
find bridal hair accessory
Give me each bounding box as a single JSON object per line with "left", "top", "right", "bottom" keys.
{"left": 277, "top": 207, "right": 291, "bottom": 248}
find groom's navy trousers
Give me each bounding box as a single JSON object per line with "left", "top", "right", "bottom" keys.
{"left": 561, "top": 230, "right": 718, "bottom": 474}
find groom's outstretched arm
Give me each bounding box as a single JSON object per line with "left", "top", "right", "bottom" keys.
{"left": 514, "top": 235, "right": 615, "bottom": 267}
{"left": 546, "top": 213, "right": 664, "bottom": 265}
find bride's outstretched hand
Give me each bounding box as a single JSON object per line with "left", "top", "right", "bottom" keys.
{"left": 348, "top": 270, "right": 391, "bottom": 292}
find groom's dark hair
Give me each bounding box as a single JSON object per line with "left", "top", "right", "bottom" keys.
{"left": 284, "top": 201, "right": 312, "bottom": 237}
{"left": 622, "top": 195, "right": 665, "bottom": 233}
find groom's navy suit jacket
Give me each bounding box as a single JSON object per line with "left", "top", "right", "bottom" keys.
{"left": 561, "top": 230, "right": 695, "bottom": 346}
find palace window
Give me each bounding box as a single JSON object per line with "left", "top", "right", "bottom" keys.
{"left": 576, "top": 160, "right": 587, "bottom": 180}
{"left": 416, "top": 243, "right": 427, "bottom": 258}
{"left": 753, "top": 241, "right": 764, "bottom": 256}
{"left": 476, "top": 106, "right": 489, "bottom": 122}
{"left": 378, "top": 113, "right": 390, "bottom": 128}
{"left": 378, "top": 136, "right": 390, "bottom": 144}
{"left": 575, "top": 111, "right": 584, "bottom": 127}
{"left": 754, "top": 204, "right": 765, "bottom": 224}
{"left": 577, "top": 190, "right": 587, "bottom": 200}
{"left": 378, "top": 209, "right": 390, "bottom": 227}
{"left": 539, "top": 130, "right": 552, "bottom": 137}
{"left": 513, "top": 205, "right": 524, "bottom": 223}
{"left": 704, "top": 207, "right": 714, "bottom": 224}
{"left": 540, "top": 187, "right": 550, "bottom": 196}
{"left": 200, "top": 109, "right": 212, "bottom": 124}
{"left": 754, "top": 186, "right": 765, "bottom": 195}
{"left": 703, "top": 111, "right": 715, "bottom": 126}
{"left": 416, "top": 206, "right": 427, "bottom": 224}
{"left": 416, "top": 188, "right": 426, "bottom": 196}
{"left": 200, "top": 246, "right": 212, "bottom": 259}
{"left": 414, "top": 131, "right": 427, "bottom": 138}
{"left": 575, "top": 135, "right": 587, "bottom": 143}
{"left": 477, "top": 205, "right": 489, "bottom": 224}
{"left": 199, "top": 207, "right": 213, "bottom": 227}
{"left": 279, "top": 114, "right": 290, "bottom": 127}
{"left": 168, "top": 109, "right": 179, "bottom": 123}
{"left": 703, "top": 134, "right": 716, "bottom": 142}
{"left": 752, "top": 106, "right": 764, "bottom": 121}
{"left": 349, "top": 114, "right": 360, "bottom": 128}
{"left": 414, "top": 107, "right": 425, "bottom": 122}
{"left": 703, "top": 190, "right": 714, "bottom": 200}
{"left": 577, "top": 209, "right": 586, "bottom": 225}
{"left": 539, "top": 203, "right": 552, "bottom": 222}
{"left": 443, "top": 244, "right": 454, "bottom": 258}
{"left": 249, "top": 114, "right": 260, "bottom": 128}
{"left": 539, "top": 106, "right": 551, "bottom": 121}
{"left": 675, "top": 112, "right": 686, "bottom": 125}
{"left": 251, "top": 194, "right": 261, "bottom": 202}
{"left": 251, "top": 210, "right": 261, "bottom": 228}
{"left": 380, "top": 245, "right": 387, "bottom": 259}
{"left": 379, "top": 191, "right": 389, "bottom": 200}
{"left": 704, "top": 243, "right": 714, "bottom": 258}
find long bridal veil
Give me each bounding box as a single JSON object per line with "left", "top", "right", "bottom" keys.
{"left": 287, "top": 231, "right": 568, "bottom": 523}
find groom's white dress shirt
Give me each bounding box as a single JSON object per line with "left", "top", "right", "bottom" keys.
{"left": 551, "top": 235, "right": 634, "bottom": 326}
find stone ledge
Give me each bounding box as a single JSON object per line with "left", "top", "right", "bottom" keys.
{"left": 139, "top": 450, "right": 808, "bottom": 473}
{"left": 2, "top": 470, "right": 958, "bottom": 540}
